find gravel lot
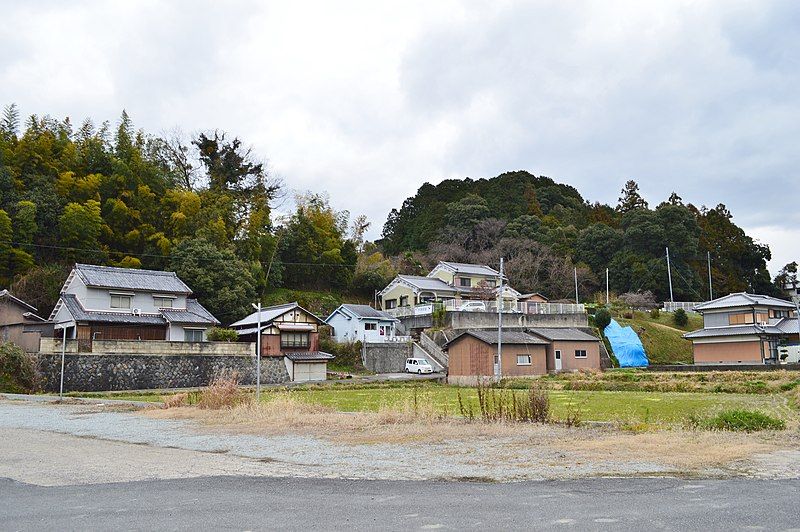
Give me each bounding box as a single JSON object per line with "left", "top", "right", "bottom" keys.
{"left": 0, "top": 397, "right": 798, "bottom": 486}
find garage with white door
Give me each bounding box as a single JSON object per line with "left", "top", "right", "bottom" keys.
{"left": 284, "top": 351, "right": 335, "bottom": 382}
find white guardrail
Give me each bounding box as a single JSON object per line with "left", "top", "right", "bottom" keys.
{"left": 384, "top": 300, "right": 585, "bottom": 318}
{"left": 662, "top": 302, "right": 703, "bottom": 313}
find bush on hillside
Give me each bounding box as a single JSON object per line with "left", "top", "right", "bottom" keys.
{"left": 0, "top": 341, "right": 38, "bottom": 393}
{"left": 595, "top": 309, "right": 611, "bottom": 331}
{"left": 649, "top": 308, "right": 660, "bottom": 319}
{"left": 319, "top": 334, "right": 363, "bottom": 372}
{"left": 206, "top": 327, "right": 239, "bottom": 342}
{"left": 673, "top": 308, "right": 688, "bottom": 327}
{"left": 618, "top": 291, "right": 658, "bottom": 310}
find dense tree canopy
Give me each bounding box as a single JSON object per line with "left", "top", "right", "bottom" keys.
{"left": 381, "top": 171, "right": 780, "bottom": 301}
{"left": 0, "top": 105, "right": 367, "bottom": 320}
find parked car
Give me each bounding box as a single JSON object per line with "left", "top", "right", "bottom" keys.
{"left": 405, "top": 358, "right": 434, "bottom": 374}
{"left": 458, "top": 301, "right": 487, "bottom": 312}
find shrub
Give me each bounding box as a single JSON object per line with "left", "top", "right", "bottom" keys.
{"left": 649, "top": 308, "right": 660, "bottom": 319}
{"left": 673, "top": 308, "right": 688, "bottom": 327}
{"left": 198, "top": 370, "right": 244, "bottom": 409}
{"left": 0, "top": 341, "right": 38, "bottom": 393}
{"left": 319, "top": 337, "right": 362, "bottom": 371}
{"left": 704, "top": 410, "right": 785, "bottom": 432}
{"left": 431, "top": 303, "right": 447, "bottom": 328}
{"left": 206, "top": 327, "right": 239, "bottom": 342}
{"left": 595, "top": 309, "right": 611, "bottom": 331}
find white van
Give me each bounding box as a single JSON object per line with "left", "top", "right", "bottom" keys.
{"left": 405, "top": 358, "right": 434, "bottom": 374}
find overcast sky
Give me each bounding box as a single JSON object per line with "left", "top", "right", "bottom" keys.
{"left": 1, "top": 0, "right": 797, "bottom": 273}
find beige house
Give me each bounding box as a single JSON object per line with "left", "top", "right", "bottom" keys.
{"left": 444, "top": 327, "right": 602, "bottom": 384}
{"left": 684, "top": 293, "right": 799, "bottom": 364}
{"left": 378, "top": 261, "right": 521, "bottom": 310}
{"left": 0, "top": 290, "right": 46, "bottom": 352}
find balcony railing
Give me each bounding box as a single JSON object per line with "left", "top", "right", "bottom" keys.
{"left": 384, "top": 300, "right": 585, "bottom": 318}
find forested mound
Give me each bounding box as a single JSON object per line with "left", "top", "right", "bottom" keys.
{"left": 380, "top": 171, "right": 779, "bottom": 302}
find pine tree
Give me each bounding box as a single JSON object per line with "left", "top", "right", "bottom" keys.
{"left": 616, "top": 180, "right": 649, "bottom": 213}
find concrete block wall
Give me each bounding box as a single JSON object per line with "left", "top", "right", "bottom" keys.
{"left": 363, "top": 342, "right": 413, "bottom": 373}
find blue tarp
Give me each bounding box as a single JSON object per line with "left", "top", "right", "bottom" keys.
{"left": 604, "top": 319, "right": 649, "bottom": 367}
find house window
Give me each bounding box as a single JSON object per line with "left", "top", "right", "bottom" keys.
{"left": 460, "top": 277, "right": 472, "bottom": 287}
{"left": 729, "top": 312, "right": 754, "bottom": 325}
{"left": 517, "top": 355, "right": 531, "bottom": 366}
{"left": 364, "top": 323, "right": 377, "bottom": 331}
{"left": 110, "top": 294, "right": 131, "bottom": 309}
{"left": 281, "top": 332, "right": 309, "bottom": 348}
{"left": 385, "top": 299, "right": 397, "bottom": 309}
{"left": 379, "top": 326, "right": 386, "bottom": 336}
{"left": 485, "top": 280, "right": 496, "bottom": 288}
{"left": 755, "top": 312, "right": 769, "bottom": 324}
{"left": 399, "top": 296, "right": 409, "bottom": 307}
{"left": 153, "top": 297, "right": 173, "bottom": 308}
{"left": 575, "top": 350, "right": 587, "bottom": 358}
{"left": 184, "top": 329, "right": 204, "bottom": 342}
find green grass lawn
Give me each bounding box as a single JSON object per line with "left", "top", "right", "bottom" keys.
{"left": 278, "top": 384, "right": 791, "bottom": 424}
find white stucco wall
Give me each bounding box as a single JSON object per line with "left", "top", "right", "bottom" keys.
{"left": 327, "top": 312, "right": 395, "bottom": 342}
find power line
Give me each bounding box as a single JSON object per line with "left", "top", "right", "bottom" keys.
{"left": 8, "top": 241, "right": 358, "bottom": 268}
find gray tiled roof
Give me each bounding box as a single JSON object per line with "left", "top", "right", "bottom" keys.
{"left": 683, "top": 324, "right": 786, "bottom": 339}
{"left": 0, "top": 289, "right": 37, "bottom": 312}
{"left": 774, "top": 318, "right": 800, "bottom": 334}
{"left": 396, "top": 275, "right": 458, "bottom": 292}
{"left": 229, "top": 302, "right": 323, "bottom": 328}
{"left": 74, "top": 264, "right": 192, "bottom": 294}
{"left": 693, "top": 292, "right": 795, "bottom": 311}
{"left": 161, "top": 299, "right": 220, "bottom": 325}
{"left": 60, "top": 294, "right": 167, "bottom": 325}
{"left": 284, "top": 351, "right": 335, "bottom": 362}
{"left": 446, "top": 329, "right": 549, "bottom": 347}
{"left": 335, "top": 304, "right": 397, "bottom": 321}
{"left": 528, "top": 328, "right": 598, "bottom": 342}
{"left": 437, "top": 262, "right": 501, "bottom": 277}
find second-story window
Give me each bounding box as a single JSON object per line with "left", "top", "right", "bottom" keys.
{"left": 460, "top": 277, "right": 472, "bottom": 287}
{"left": 281, "top": 332, "right": 309, "bottom": 348}
{"left": 153, "top": 297, "right": 174, "bottom": 308}
{"left": 110, "top": 294, "right": 132, "bottom": 309}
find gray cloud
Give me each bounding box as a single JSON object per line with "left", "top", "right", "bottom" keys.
{"left": 0, "top": 0, "right": 797, "bottom": 271}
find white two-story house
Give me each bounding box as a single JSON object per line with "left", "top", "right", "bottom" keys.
{"left": 325, "top": 304, "right": 399, "bottom": 343}
{"left": 49, "top": 264, "right": 219, "bottom": 342}
{"left": 377, "top": 261, "right": 521, "bottom": 311}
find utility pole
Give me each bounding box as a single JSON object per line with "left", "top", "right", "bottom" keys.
{"left": 59, "top": 324, "right": 67, "bottom": 400}
{"left": 253, "top": 302, "right": 262, "bottom": 401}
{"left": 706, "top": 251, "right": 714, "bottom": 301}
{"left": 574, "top": 267, "right": 579, "bottom": 304}
{"left": 496, "top": 257, "right": 504, "bottom": 382}
{"left": 666, "top": 247, "right": 674, "bottom": 303}
{"left": 606, "top": 268, "right": 610, "bottom": 306}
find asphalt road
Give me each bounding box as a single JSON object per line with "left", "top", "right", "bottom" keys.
{"left": 2, "top": 476, "right": 799, "bottom": 531}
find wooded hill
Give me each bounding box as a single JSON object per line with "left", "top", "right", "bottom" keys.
{"left": 0, "top": 104, "right": 785, "bottom": 323}
{"left": 380, "top": 171, "right": 780, "bottom": 302}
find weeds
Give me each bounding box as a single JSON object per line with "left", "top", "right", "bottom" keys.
{"left": 687, "top": 409, "right": 785, "bottom": 432}
{"left": 458, "top": 380, "right": 551, "bottom": 423}
{"left": 198, "top": 370, "right": 244, "bottom": 410}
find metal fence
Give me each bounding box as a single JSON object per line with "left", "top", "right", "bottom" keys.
{"left": 384, "top": 300, "right": 585, "bottom": 318}
{"left": 662, "top": 301, "right": 704, "bottom": 313}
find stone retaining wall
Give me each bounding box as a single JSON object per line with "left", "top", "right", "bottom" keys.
{"left": 36, "top": 353, "right": 289, "bottom": 392}
{"left": 362, "top": 342, "right": 413, "bottom": 373}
